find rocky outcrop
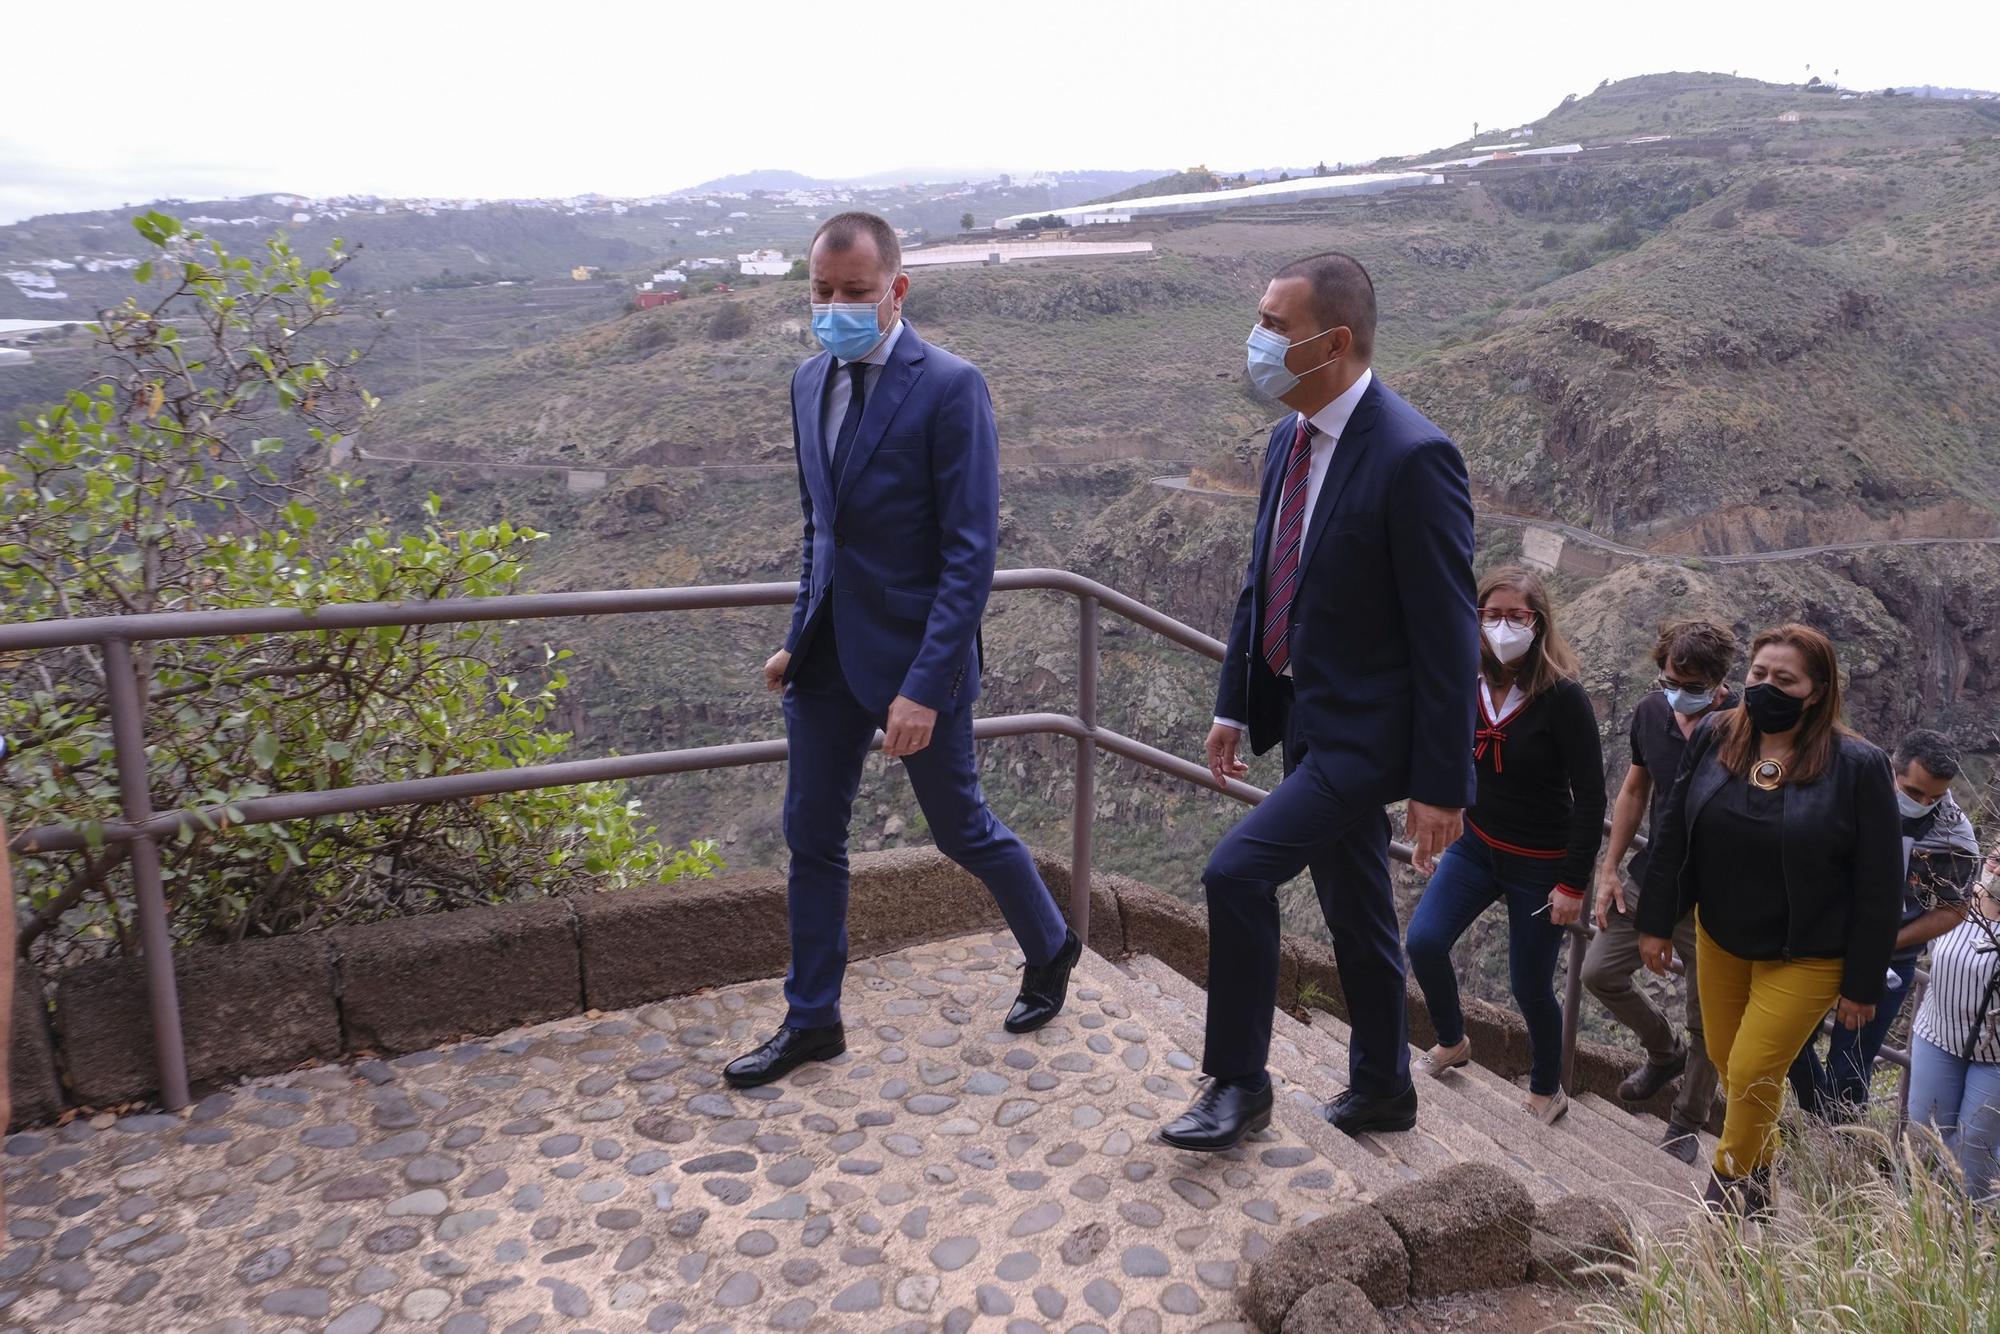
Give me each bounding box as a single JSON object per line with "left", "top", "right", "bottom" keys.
{"left": 1240, "top": 1204, "right": 1410, "bottom": 1325}
{"left": 1374, "top": 1163, "right": 1536, "bottom": 1298}
{"left": 1242, "top": 1161, "right": 1632, "bottom": 1331}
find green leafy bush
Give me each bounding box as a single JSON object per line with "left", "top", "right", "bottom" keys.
{"left": 1, "top": 214, "right": 717, "bottom": 958}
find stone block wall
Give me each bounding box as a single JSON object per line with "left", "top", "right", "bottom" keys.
{"left": 10, "top": 844, "right": 1695, "bottom": 1134}
{"left": 9, "top": 846, "right": 1102, "bottom": 1128}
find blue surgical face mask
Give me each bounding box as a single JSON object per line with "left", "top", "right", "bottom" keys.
{"left": 811, "top": 281, "right": 898, "bottom": 361}
{"left": 1664, "top": 685, "right": 1716, "bottom": 717}
{"left": 1246, "top": 323, "right": 1334, "bottom": 399}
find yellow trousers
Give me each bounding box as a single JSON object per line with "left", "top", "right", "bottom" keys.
{"left": 1696, "top": 917, "right": 1845, "bottom": 1176}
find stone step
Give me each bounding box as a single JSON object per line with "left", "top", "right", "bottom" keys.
{"left": 1123, "top": 957, "right": 1687, "bottom": 1218}
{"left": 1267, "top": 1029, "right": 1603, "bottom": 1208}
{"left": 1295, "top": 999, "right": 1707, "bottom": 1222}
{"left": 1115, "top": 955, "right": 1472, "bottom": 1191}
{"left": 1106, "top": 956, "right": 1416, "bottom": 1202}
{"left": 1117, "top": 954, "right": 1702, "bottom": 1233}
{"left": 0, "top": 932, "right": 1383, "bottom": 1333}
{"left": 1120, "top": 956, "right": 1575, "bottom": 1208}
{"left": 1577, "top": 1090, "right": 1720, "bottom": 1171}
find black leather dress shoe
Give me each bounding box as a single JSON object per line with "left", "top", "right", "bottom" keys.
{"left": 1004, "top": 929, "right": 1082, "bottom": 1034}
{"left": 723, "top": 1024, "right": 846, "bottom": 1089}
{"left": 1323, "top": 1082, "right": 1418, "bottom": 1136}
{"left": 1158, "top": 1077, "right": 1274, "bottom": 1153}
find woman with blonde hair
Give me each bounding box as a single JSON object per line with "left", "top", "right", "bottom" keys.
{"left": 1639, "top": 624, "right": 1901, "bottom": 1217}
{"left": 1406, "top": 566, "right": 1604, "bottom": 1124}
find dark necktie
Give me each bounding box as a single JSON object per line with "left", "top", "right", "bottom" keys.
{"left": 830, "top": 361, "right": 869, "bottom": 489}
{"left": 1260, "top": 416, "right": 1317, "bottom": 675}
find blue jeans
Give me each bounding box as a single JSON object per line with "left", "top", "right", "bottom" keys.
{"left": 1908, "top": 1035, "right": 2000, "bottom": 1204}
{"left": 1787, "top": 957, "right": 1917, "bottom": 1122}
{"left": 1405, "top": 833, "right": 1567, "bottom": 1096}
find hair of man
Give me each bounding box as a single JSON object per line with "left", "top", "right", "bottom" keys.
{"left": 1895, "top": 728, "right": 1961, "bottom": 782}
{"left": 1652, "top": 618, "right": 1737, "bottom": 684}
{"left": 1272, "top": 251, "right": 1376, "bottom": 360}
{"left": 812, "top": 211, "right": 902, "bottom": 280}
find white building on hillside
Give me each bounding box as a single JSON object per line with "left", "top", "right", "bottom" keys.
{"left": 736, "top": 248, "right": 791, "bottom": 276}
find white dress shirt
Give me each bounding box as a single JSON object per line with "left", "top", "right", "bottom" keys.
{"left": 1479, "top": 676, "right": 1524, "bottom": 722}
{"left": 1215, "top": 368, "right": 1374, "bottom": 733}
{"left": 820, "top": 319, "right": 906, "bottom": 465}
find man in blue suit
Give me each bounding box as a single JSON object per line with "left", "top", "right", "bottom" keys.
{"left": 725, "top": 212, "right": 1081, "bottom": 1088}
{"left": 1160, "top": 252, "right": 1478, "bottom": 1150}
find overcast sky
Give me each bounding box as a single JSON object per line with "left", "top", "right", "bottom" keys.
{"left": 3, "top": 0, "right": 1994, "bottom": 224}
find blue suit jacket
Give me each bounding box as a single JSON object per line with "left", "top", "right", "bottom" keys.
{"left": 783, "top": 323, "right": 994, "bottom": 716}
{"left": 1214, "top": 376, "right": 1479, "bottom": 809}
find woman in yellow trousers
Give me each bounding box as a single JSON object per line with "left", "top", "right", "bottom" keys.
{"left": 1636, "top": 624, "right": 1902, "bottom": 1217}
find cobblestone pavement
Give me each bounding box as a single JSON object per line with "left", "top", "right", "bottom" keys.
{"left": 1, "top": 934, "right": 1361, "bottom": 1332}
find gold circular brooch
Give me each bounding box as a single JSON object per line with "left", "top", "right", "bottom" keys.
{"left": 1750, "top": 758, "right": 1786, "bottom": 791}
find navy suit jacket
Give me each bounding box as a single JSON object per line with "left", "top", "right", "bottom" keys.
{"left": 1214, "top": 376, "right": 1479, "bottom": 809}
{"left": 783, "top": 323, "right": 994, "bottom": 716}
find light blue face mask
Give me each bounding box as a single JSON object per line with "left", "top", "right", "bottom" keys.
{"left": 1245, "top": 323, "right": 1338, "bottom": 399}
{"left": 1664, "top": 685, "right": 1716, "bottom": 717}
{"left": 1897, "top": 789, "right": 1941, "bottom": 820}
{"left": 811, "top": 282, "right": 897, "bottom": 361}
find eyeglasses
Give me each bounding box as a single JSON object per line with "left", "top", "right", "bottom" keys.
{"left": 1477, "top": 609, "right": 1537, "bottom": 628}
{"left": 1655, "top": 675, "right": 1718, "bottom": 694}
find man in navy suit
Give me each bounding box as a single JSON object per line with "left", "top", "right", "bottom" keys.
{"left": 725, "top": 212, "right": 1081, "bottom": 1088}
{"left": 1160, "top": 252, "right": 1478, "bottom": 1150}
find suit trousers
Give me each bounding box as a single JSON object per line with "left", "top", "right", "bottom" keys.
{"left": 780, "top": 621, "right": 1068, "bottom": 1028}
{"left": 1200, "top": 704, "right": 1406, "bottom": 1097}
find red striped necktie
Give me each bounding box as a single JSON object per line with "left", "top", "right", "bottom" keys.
{"left": 1260, "top": 416, "right": 1317, "bottom": 676}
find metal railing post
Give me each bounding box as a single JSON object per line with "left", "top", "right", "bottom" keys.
{"left": 100, "top": 636, "right": 191, "bottom": 1110}
{"left": 1072, "top": 595, "right": 1098, "bottom": 948}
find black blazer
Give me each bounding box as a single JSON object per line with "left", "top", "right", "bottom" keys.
{"left": 1637, "top": 721, "right": 1903, "bottom": 1004}
{"left": 1213, "top": 376, "right": 1478, "bottom": 808}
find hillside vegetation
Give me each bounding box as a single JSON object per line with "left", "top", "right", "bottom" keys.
{"left": 12, "top": 73, "right": 2000, "bottom": 1054}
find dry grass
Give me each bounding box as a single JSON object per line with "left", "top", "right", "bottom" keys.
{"left": 1578, "top": 1123, "right": 2000, "bottom": 1333}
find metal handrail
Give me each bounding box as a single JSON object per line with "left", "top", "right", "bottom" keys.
{"left": 1, "top": 564, "right": 1625, "bottom": 1114}
{"left": 1, "top": 569, "right": 1283, "bottom": 1109}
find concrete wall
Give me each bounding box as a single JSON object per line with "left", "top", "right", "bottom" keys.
{"left": 12, "top": 845, "right": 1690, "bottom": 1133}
